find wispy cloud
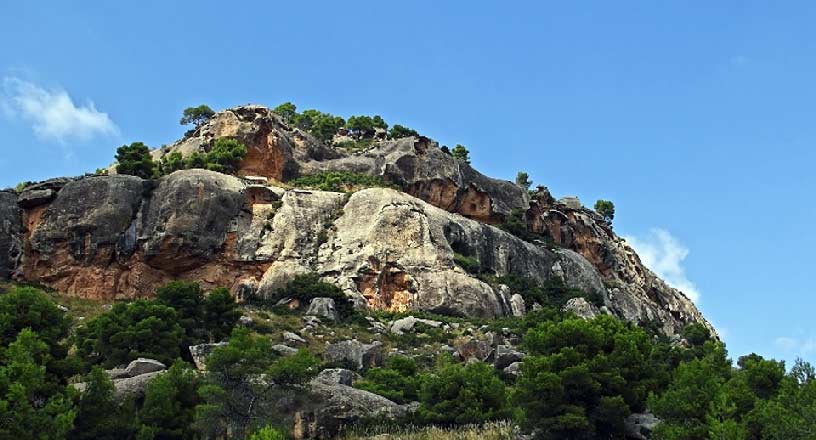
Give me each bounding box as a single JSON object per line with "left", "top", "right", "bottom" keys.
{"left": 1, "top": 77, "right": 118, "bottom": 142}
{"left": 625, "top": 228, "right": 701, "bottom": 302}
{"left": 775, "top": 336, "right": 816, "bottom": 357}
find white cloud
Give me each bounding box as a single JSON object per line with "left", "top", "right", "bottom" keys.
{"left": 625, "top": 228, "right": 701, "bottom": 302}
{"left": 1, "top": 77, "right": 118, "bottom": 142}
{"left": 775, "top": 336, "right": 816, "bottom": 356}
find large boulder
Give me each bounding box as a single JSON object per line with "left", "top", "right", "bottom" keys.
{"left": 0, "top": 191, "right": 23, "bottom": 278}
{"left": 562, "top": 297, "right": 602, "bottom": 320}
{"left": 323, "top": 340, "right": 383, "bottom": 371}
{"left": 140, "top": 170, "right": 244, "bottom": 271}
{"left": 305, "top": 298, "right": 339, "bottom": 322}
{"left": 389, "top": 315, "right": 443, "bottom": 335}
{"left": 625, "top": 411, "right": 660, "bottom": 440}
{"left": 297, "top": 379, "right": 411, "bottom": 439}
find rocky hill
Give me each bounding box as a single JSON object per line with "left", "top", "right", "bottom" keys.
{"left": 0, "top": 104, "right": 711, "bottom": 337}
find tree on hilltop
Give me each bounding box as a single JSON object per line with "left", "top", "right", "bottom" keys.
{"left": 180, "top": 105, "right": 215, "bottom": 129}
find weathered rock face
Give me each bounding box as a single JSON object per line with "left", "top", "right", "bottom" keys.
{"left": 527, "top": 192, "right": 714, "bottom": 336}
{"left": 157, "top": 105, "right": 528, "bottom": 224}
{"left": 5, "top": 168, "right": 710, "bottom": 335}
{"left": 0, "top": 191, "right": 23, "bottom": 278}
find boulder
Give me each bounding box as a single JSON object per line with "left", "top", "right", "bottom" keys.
{"left": 301, "top": 379, "right": 410, "bottom": 439}
{"left": 189, "top": 342, "right": 228, "bottom": 370}
{"left": 313, "top": 368, "right": 358, "bottom": 386}
{"left": 503, "top": 361, "right": 523, "bottom": 378}
{"left": 272, "top": 344, "right": 299, "bottom": 356}
{"left": 625, "top": 411, "right": 660, "bottom": 440}
{"left": 305, "top": 298, "right": 339, "bottom": 322}
{"left": 107, "top": 358, "right": 166, "bottom": 379}
{"left": 283, "top": 331, "right": 306, "bottom": 345}
{"left": 455, "top": 337, "right": 494, "bottom": 363}
{"left": 389, "top": 316, "right": 443, "bottom": 335}
{"left": 323, "top": 340, "right": 383, "bottom": 370}
{"left": 494, "top": 345, "right": 525, "bottom": 369}
{"left": 563, "top": 297, "right": 602, "bottom": 320}
{"left": 509, "top": 294, "right": 526, "bottom": 317}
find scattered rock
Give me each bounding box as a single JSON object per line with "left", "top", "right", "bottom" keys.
{"left": 389, "top": 316, "right": 443, "bottom": 335}
{"left": 455, "top": 338, "right": 494, "bottom": 363}
{"left": 271, "top": 344, "right": 299, "bottom": 356}
{"left": 494, "top": 345, "right": 525, "bottom": 370}
{"left": 313, "top": 368, "right": 358, "bottom": 386}
{"left": 283, "top": 331, "right": 306, "bottom": 345}
{"left": 238, "top": 315, "right": 254, "bottom": 326}
{"left": 503, "top": 361, "right": 523, "bottom": 378}
{"left": 305, "top": 297, "right": 339, "bottom": 321}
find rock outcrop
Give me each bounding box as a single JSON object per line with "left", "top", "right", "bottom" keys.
{"left": 0, "top": 191, "right": 22, "bottom": 278}
{"left": 527, "top": 190, "right": 713, "bottom": 335}
{"left": 3, "top": 104, "right": 714, "bottom": 337}
{"left": 4, "top": 167, "right": 710, "bottom": 336}
{"left": 155, "top": 105, "right": 528, "bottom": 224}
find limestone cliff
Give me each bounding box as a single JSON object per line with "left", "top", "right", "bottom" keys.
{"left": 0, "top": 105, "right": 713, "bottom": 337}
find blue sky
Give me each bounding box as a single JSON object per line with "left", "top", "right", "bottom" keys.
{"left": 2, "top": 1, "right": 814, "bottom": 365}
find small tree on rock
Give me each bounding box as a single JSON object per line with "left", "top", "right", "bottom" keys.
{"left": 115, "top": 142, "right": 155, "bottom": 179}
{"left": 516, "top": 171, "right": 532, "bottom": 189}
{"left": 272, "top": 102, "right": 297, "bottom": 123}
{"left": 451, "top": 144, "right": 470, "bottom": 163}
{"left": 594, "top": 199, "right": 615, "bottom": 224}
{"left": 180, "top": 105, "right": 215, "bottom": 129}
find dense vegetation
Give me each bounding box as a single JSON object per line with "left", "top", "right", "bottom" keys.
{"left": 286, "top": 171, "right": 395, "bottom": 192}
{"left": 1, "top": 277, "right": 814, "bottom": 440}
{"left": 115, "top": 137, "right": 248, "bottom": 179}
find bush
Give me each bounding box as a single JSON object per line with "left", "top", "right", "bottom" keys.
{"left": 388, "top": 124, "right": 419, "bottom": 139}
{"left": 288, "top": 171, "right": 393, "bottom": 192}
{"left": 75, "top": 301, "right": 184, "bottom": 368}
{"left": 69, "top": 366, "right": 138, "bottom": 440}
{"left": 248, "top": 426, "right": 287, "bottom": 440}
{"left": 347, "top": 115, "right": 387, "bottom": 138}
{"left": 416, "top": 360, "right": 509, "bottom": 425}
{"left": 158, "top": 151, "right": 185, "bottom": 175}
{"left": 514, "top": 315, "right": 659, "bottom": 439}
{"left": 355, "top": 356, "right": 420, "bottom": 404}
{"left": 272, "top": 102, "right": 297, "bottom": 123}
{"left": 267, "top": 349, "right": 320, "bottom": 386}
{"left": 205, "top": 138, "right": 247, "bottom": 173}
{"left": 179, "top": 105, "right": 215, "bottom": 128}
{"left": 293, "top": 109, "right": 345, "bottom": 142}
{"left": 453, "top": 253, "right": 481, "bottom": 274}
{"left": 488, "top": 274, "right": 603, "bottom": 309}
{"left": 115, "top": 142, "right": 156, "bottom": 179}
{"left": 138, "top": 361, "right": 201, "bottom": 440}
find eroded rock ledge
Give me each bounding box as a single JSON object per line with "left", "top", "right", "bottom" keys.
{"left": 1, "top": 169, "right": 710, "bottom": 336}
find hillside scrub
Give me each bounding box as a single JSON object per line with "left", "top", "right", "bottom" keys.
{"left": 287, "top": 171, "right": 395, "bottom": 192}
{"left": 2, "top": 282, "right": 814, "bottom": 439}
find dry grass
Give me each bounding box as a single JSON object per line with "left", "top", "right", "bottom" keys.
{"left": 339, "top": 421, "right": 518, "bottom": 440}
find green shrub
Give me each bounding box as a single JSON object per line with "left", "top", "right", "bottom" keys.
{"left": 514, "top": 315, "right": 659, "bottom": 439}
{"left": 453, "top": 252, "right": 481, "bottom": 274}
{"left": 115, "top": 142, "right": 156, "bottom": 179}
{"left": 248, "top": 426, "right": 287, "bottom": 440}
{"left": 288, "top": 171, "right": 394, "bottom": 192}
{"left": 388, "top": 124, "right": 419, "bottom": 139}
{"left": 347, "top": 115, "right": 387, "bottom": 138}
{"left": 355, "top": 356, "right": 420, "bottom": 404}
{"left": 486, "top": 274, "right": 603, "bottom": 309}
{"left": 75, "top": 301, "right": 184, "bottom": 368}
{"left": 205, "top": 138, "right": 247, "bottom": 173}
{"left": 416, "top": 360, "right": 509, "bottom": 425}
{"left": 272, "top": 102, "right": 297, "bottom": 124}
{"left": 138, "top": 361, "right": 201, "bottom": 439}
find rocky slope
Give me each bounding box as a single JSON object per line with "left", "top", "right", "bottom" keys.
{"left": 0, "top": 105, "right": 712, "bottom": 337}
